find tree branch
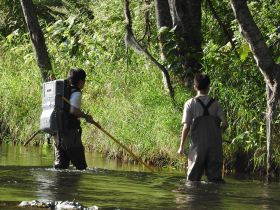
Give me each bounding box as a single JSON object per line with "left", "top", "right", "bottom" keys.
{"left": 124, "top": 0, "right": 175, "bottom": 101}
{"left": 138, "top": 0, "right": 151, "bottom": 44}
{"left": 206, "top": 0, "right": 240, "bottom": 59}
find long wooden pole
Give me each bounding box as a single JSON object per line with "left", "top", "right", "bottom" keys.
{"left": 61, "top": 96, "right": 154, "bottom": 172}
{"left": 24, "top": 130, "right": 41, "bottom": 146}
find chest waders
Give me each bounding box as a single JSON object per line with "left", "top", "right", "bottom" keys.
{"left": 54, "top": 86, "right": 87, "bottom": 170}
{"left": 60, "top": 87, "right": 82, "bottom": 149}
{"left": 187, "top": 98, "right": 223, "bottom": 182}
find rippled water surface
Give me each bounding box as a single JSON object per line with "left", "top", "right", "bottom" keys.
{"left": 0, "top": 144, "right": 280, "bottom": 209}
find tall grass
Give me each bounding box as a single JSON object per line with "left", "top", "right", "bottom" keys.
{"left": 0, "top": 41, "right": 41, "bottom": 142}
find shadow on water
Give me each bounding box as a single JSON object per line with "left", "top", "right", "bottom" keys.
{"left": 174, "top": 181, "right": 225, "bottom": 210}
{"left": 1, "top": 144, "right": 280, "bottom": 209}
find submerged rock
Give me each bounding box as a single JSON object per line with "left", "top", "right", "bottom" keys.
{"left": 19, "top": 200, "right": 55, "bottom": 208}
{"left": 55, "top": 201, "right": 86, "bottom": 209}
{"left": 18, "top": 200, "right": 98, "bottom": 209}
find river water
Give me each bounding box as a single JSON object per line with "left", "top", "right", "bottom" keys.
{"left": 0, "top": 144, "right": 280, "bottom": 210}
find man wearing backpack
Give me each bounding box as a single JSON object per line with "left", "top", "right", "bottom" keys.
{"left": 55, "top": 68, "right": 94, "bottom": 170}
{"left": 178, "top": 73, "right": 228, "bottom": 182}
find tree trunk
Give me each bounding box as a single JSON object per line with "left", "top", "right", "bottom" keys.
{"left": 230, "top": 0, "right": 280, "bottom": 181}
{"left": 20, "top": 0, "right": 52, "bottom": 81}
{"left": 155, "top": 0, "right": 173, "bottom": 93}
{"left": 266, "top": 84, "right": 273, "bottom": 181}
{"left": 168, "top": 0, "right": 203, "bottom": 86}
{"left": 140, "top": 0, "right": 151, "bottom": 45}
{"left": 155, "top": 0, "right": 172, "bottom": 30}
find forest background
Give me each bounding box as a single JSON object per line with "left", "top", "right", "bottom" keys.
{"left": 0, "top": 0, "right": 280, "bottom": 176}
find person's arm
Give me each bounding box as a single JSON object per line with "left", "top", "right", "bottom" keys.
{"left": 220, "top": 119, "right": 228, "bottom": 131}
{"left": 217, "top": 101, "right": 228, "bottom": 131}
{"left": 178, "top": 100, "right": 192, "bottom": 155}
{"left": 70, "top": 106, "right": 95, "bottom": 124}
{"left": 178, "top": 123, "right": 190, "bottom": 155}
{"left": 69, "top": 91, "right": 95, "bottom": 124}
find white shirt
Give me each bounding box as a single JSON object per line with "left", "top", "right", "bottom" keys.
{"left": 182, "top": 95, "right": 226, "bottom": 125}
{"left": 69, "top": 91, "right": 82, "bottom": 109}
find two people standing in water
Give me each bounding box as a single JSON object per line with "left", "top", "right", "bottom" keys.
{"left": 52, "top": 69, "right": 227, "bottom": 183}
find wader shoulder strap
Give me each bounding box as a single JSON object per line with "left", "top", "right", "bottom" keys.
{"left": 196, "top": 97, "right": 215, "bottom": 116}
{"left": 67, "top": 86, "right": 81, "bottom": 130}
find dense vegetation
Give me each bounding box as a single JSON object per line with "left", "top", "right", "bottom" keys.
{"left": 0, "top": 0, "right": 280, "bottom": 175}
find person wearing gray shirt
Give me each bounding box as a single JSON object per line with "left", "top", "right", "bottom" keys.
{"left": 178, "top": 73, "right": 228, "bottom": 182}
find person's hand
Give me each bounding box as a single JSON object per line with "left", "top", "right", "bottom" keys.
{"left": 177, "top": 146, "right": 185, "bottom": 155}
{"left": 221, "top": 122, "right": 228, "bottom": 132}
{"left": 48, "top": 74, "right": 56, "bottom": 81}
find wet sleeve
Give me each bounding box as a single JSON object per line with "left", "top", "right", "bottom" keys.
{"left": 182, "top": 101, "right": 192, "bottom": 125}
{"left": 70, "top": 92, "right": 82, "bottom": 109}
{"left": 216, "top": 101, "right": 226, "bottom": 124}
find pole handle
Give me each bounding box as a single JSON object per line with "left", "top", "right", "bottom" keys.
{"left": 24, "top": 130, "right": 41, "bottom": 146}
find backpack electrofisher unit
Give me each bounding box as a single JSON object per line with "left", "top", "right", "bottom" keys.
{"left": 40, "top": 79, "right": 70, "bottom": 135}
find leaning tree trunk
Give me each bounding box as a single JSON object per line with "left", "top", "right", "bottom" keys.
{"left": 20, "top": 0, "right": 52, "bottom": 81}
{"left": 155, "top": 0, "right": 173, "bottom": 93}
{"left": 230, "top": 0, "right": 280, "bottom": 182}
{"left": 168, "top": 0, "right": 202, "bottom": 87}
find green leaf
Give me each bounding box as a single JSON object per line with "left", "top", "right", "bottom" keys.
{"left": 238, "top": 43, "right": 251, "bottom": 61}
{"left": 6, "top": 33, "right": 14, "bottom": 42}
{"left": 67, "top": 15, "right": 76, "bottom": 29}
{"left": 276, "top": 56, "right": 280, "bottom": 63}
{"left": 158, "top": 26, "right": 170, "bottom": 34}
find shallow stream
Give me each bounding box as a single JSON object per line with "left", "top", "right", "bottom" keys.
{"left": 0, "top": 144, "right": 279, "bottom": 209}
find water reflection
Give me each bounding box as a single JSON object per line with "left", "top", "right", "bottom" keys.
{"left": 0, "top": 143, "right": 150, "bottom": 172}
{"left": 33, "top": 169, "right": 84, "bottom": 201}
{"left": 174, "top": 181, "right": 224, "bottom": 209}
{"left": 1, "top": 144, "right": 280, "bottom": 210}
{"left": 0, "top": 144, "right": 53, "bottom": 167}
